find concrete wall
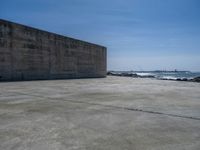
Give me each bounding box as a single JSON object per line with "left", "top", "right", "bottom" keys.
{"left": 0, "top": 19, "right": 107, "bottom": 81}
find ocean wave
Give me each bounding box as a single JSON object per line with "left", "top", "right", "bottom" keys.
{"left": 136, "top": 73, "right": 155, "bottom": 77}
{"left": 157, "top": 76, "right": 194, "bottom": 81}
{"left": 158, "top": 76, "right": 178, "bottom": 80}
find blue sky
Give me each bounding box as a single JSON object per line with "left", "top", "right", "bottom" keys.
{"left": 1, "top": 0, "right": 200, "bottom": 71}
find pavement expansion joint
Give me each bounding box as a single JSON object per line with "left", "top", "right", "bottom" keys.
{"left": 11, "top": 91, "right": 200, "bottom": 121}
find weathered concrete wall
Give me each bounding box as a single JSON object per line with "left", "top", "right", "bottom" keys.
{"left": 0, "top": 19, "right": 107, "bottom": 81}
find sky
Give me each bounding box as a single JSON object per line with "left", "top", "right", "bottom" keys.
{"left": 1, "top": 0, "right": 200, "bottom": 71}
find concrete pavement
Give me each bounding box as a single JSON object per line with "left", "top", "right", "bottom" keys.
{"left": 0, "top": 76, "right": 200, "bottom": 150}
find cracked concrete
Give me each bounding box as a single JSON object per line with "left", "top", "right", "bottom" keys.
{"left": 0, "top": 76, "right": 200, "bottom": 150}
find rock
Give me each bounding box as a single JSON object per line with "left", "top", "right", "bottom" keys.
{"left": 138, "top": 75, "right": 155, "bottom": 78}
{"left": 121, "top": 73, "right": 134, "bottom": 77}
{"left": 107, "top": 71, "right": 124, "bottom": 76}
{"left": 131, "top": 74, "right": 139, "bottom": 78}
{"left": 107, "top": 71, "right": 139, "bottom": 77}
{"left": 176, "top": 78, "right": 188, "bottom": 81}
{"left": 107, "top": 71, "right": 113, "bottom": 75}
{"left": 192, "top": 77, "right": 200, "bottom": 82}
{"left": 182, "top": 78, "right": 188, "bottom": 81}
{"left": 176, "top": 78, "right": 182, "bottom": 81}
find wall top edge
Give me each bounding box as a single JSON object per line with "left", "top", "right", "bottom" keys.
{"left": 0, "top": 18, "right": 107, "bottom": 49}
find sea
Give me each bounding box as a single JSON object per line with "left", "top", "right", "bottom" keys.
{"left": 110, "top": 71, "right": 200, "bottom": 80}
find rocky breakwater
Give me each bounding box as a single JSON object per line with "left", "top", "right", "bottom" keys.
{"left": 107, "top": 71, "right": 155, "bottom": 78}
{"left": 107, "top": 71, "right": 200, "bottom": 83}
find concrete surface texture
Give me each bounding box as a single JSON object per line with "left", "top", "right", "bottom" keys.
{"left": 0, "top": 76, "right": 200, "bottom": 150}
{"left": 0, "top": 19, "right": 106, "bottom": 81}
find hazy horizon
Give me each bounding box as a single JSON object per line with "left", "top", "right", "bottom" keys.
{"left": 1, "top": 0, "right": 200, "bottom": 71}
